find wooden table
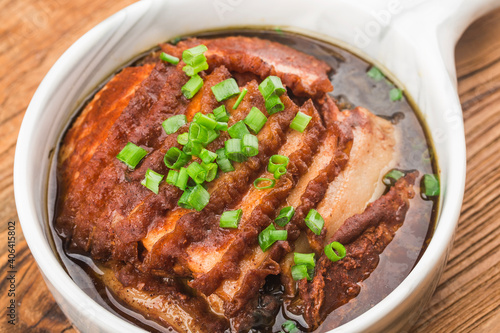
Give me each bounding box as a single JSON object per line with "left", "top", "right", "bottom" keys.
{"left": 0, "top": 1, "right": 499, "bottom": 332}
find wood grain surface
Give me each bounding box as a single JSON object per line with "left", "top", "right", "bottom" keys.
{"left": 0, "top": 1, "right": 499, "bottom": 332}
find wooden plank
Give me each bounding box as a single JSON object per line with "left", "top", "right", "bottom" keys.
{"left": 0, "top": 1, "right": 499, "bottom": 332}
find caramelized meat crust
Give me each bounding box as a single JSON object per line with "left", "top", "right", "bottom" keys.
{"left": 55, "top": 36, "right": 414, "bottom": 332}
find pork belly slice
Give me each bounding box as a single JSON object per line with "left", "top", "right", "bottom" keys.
{"left": 295, "top": 173, "right": 417, "bottom": 330}
{"left": 142, "top": 92, "right": 299, "bottom": 274}
{"left": 100, "top": 264, "right": 229, "bottom": 333}
{"left": 161, "top": 36, "right": 333, "bottom": 97}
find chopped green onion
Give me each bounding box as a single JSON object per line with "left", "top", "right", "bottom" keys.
{"left": 183, "top": 62, "right": 208, "bottom": 76}
{"left": 183, "top": 141, "right": 203, "bottom": 156}
{"left": 305, "top": 209, "right": 324, "bottom": 236}
{"left": 294, "top": 253, "right": 315, "bottom": 268}
{"left": 324, "top": 241, "right": 346, "bottom": 262}
{"left": 215, "top": 122, "right": 228, "bottom": 131}
{"left": 228, "top": 120, "right": 250, "bottom": 139}
{"left": 367, "top": 66, "right": 385, "bottom": 81}
{"left": 219, "top": 209, "right": 242, "bottom": 228}
{"left": 182, "top": 74, "right": 203, "bottom": 99}
{"left": 268, "top": 155, "right": 289, "bottom": 174}
{"left": 187, "top": 162, "right": 207, "bottom": 184}
{"left": 177, "top": 132, "right": 189, "bottom": 145}
{"left": 166, "top": 169, "right": 179, "bottom": 185}
{"left": 265, "top": 94, "right": 285, "bottom": 115}
{"left": 259, "top": 76, "right": 286, "bottom": 100}
{"left": 225, "top": 138, "right": 246, "bottom": 162}
{"left": 258, "top": 224, "right": 287, "bottom": 251}
{"left": 180, "top": 184, "right": 210, "bottom": 211}
{"left": 242, "top": 134, "right": 259, "bottom": 157}
{"left": 282, "top": 320, "right": 298, "bottom": 333}
{"left": 193, "top": 112, "right": 217, "bottom": 130}
{"left": 275, "top": 206, "right": 295, "bottom": 226}
{"left": 188, "top": 122, "right": 209, "bottom": 144}
{"left": 291, "top": 264, "right": 313, "bottom": 281}
{"left": 201, "top": 162, "right": 218, "bottom": 182}
{"left": 162, "top": 115, "right": 187, "bottom": 134}
{"left": 232, "top": 88, "right": 248, "bottom": 109}
{"left": 213, "top": 105, "right": 229, "bottom": 122}
{"left": 164, "top": 147, "right": 190, "bottom": 169}
{"left": 274, "top": 166, "right": 287, "bottom": 179}
{"left": 206, "top": 128, "right": 220, "bottom": 144}
{"left": 160, "top": 52, "right": 180, "bottom": 65}
{"left": 383, "top": 169, "right": 405, "bottom": 186}
{"left": 199, "top": 149, "right": 218, "bottom": 164}
{"left": 253, "top": 177, "right": 275, "bottom": 190}
{"left": 390, "top": 88, "right": 403, "bottom": 101}
{"left": 140, "top": 169, "right": 164, "bottom": 194}
{"left": 116, "top": 142, "right": 148, "bottom": 169}
{"left": 244, "top": 107, "right": 267, "bottom": 134}
{"left": 182, "top": 44, "right": 208, "bottom": 65}
{"left": 216, "top": 148, "right": 235, "bottom": 172}
{"left": 422, "top": 174, "right": 440, "bottom": 197}
{"left": 175, "top": 167, "right": 189, "bottom": 190}
{"left": 211, "top": 78, "right": 240, "bottom": 102}
{"left": 290, "top": 111, "right": 312, "bottom": 133}
{"left": 178, "top": 186, "right": 194, "bottom": 209}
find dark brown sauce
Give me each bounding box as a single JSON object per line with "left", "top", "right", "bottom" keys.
{"left": 49, "top": 29, "right": 438, "bottom": 333}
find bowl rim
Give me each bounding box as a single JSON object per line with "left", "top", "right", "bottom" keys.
{"left": 14, "top": 0, "right": 466, "bottom": 332}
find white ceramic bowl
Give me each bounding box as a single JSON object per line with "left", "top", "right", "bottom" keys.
{"left": 14, "top": 0, "right": 500, "bottom": 332}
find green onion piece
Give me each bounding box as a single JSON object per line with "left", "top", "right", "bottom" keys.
{"left": 390, "top": 88, "right": 403, "bottom": 101}
{"left": 232, "top": 88, "right": 248, "bottom": 109}
{"left": 305, "top": 209, "right": 324, "bottom": 236}
{"left": 182, "top": 74, "right": 203, "bottom": 99}
{"left": 324, "top": 241, "right": 347, "bottom": 262}
{"left": 274, "top": 166, "right": 287, "bottom": 179}
{"left": 294, "top": 253, "right": 315, "bottom": 268}
{"left": 183, "top": 62, "right": 208, "bottom": 76}
{"left": 116, "top": 142, "right": 148, "bottom": 169}
{"left": 422, "top": 174, "right": 440, "bottom": 197}
{"left": 258, "top": 224, "right": 288, "bottom": 252}
{"left": 290, "top": 111, "right": 312, "bottom": 133}
{"left": 186, "top": 162, "right": 206, "bottom": 184}
{"left": 182, "top": 44, "right": 208, "bottom": 64}
{"left": 244, "top": 107, "right": 267, "bottom": 134}
{"left": 275, "top": 206, "right": 295, "bottom": 226}
{"left": 140, "top": 169, "right": 164, "bottom": 194}
{"left": 162, "top": 114, "right": 187, "bottom": 134}
{"left": 253, "top": 177, "right": 275, "bottom": 190}
{"left": 178, "top": 186, "right": 194, "bottom": 209}
{"left": 175, "top": 167, "right": 189, "bottom": 190}
{"left": 160, "top": 52, "right": 180, "bottom": 65}
{"left": 186, "top": 184, "right": 210, "bottom": 211}
{"left": 183, "top": 141, "right": 203, "bottom": 156}
{"left": 201, "top": 162, "right": 218, "bottom": 182}
{"left": 259, "top": 76, "right": 286, "bottom": 100}
{"left": 211, "top": 78, "right": 240, "bottom": 102}
{"left": 193, "top": 112, "right": 217, "bottom": 130}
{"left": 225, "top": 138, "right": 247, "bottom": 162}
{"left": 215, "top": 122, "right": 228, "bottom": 131}
{"left": 242, "top": 134, "right": 259, "bottom": 157}
{"left": 177, "top": 132, "right": 189, "bottom": 145}
{"left": 164, "top": 147, "right": 189, "bottom": 169}
{"left": 383, "top": 169, "right": 405, "bottom": 186}
{"left": 213, "top": 105, "right": 229, "bottom": 122}
{"left": 265, "top": 93, "right": 285, "bottom": 115}
{"left": 216, "top": 148, "right": 235, "bottom": 173}
{"left": 206, "top": 128, "right": 220, "bottom": 145}
{"left": 219, "top": 209, "right": 242, "bottom": 229}
{"left": 268, "top": 155, "right": 289, "bottom": 173}
{"left": 166, "top": 169, "right": 179, "bottom": 185}
{"left": 188, "top": 122, "right": 209, "bottom": 144}
{"left": 282, "top": 320, "right": 298, "bottom": 333}
{"left": 291, "top": 264, "right": 312, "bottom": 281}
{"left": 228, "top": 120, "right": 250, "bottom": 139}
{"left": 367, "top": 66, "right": 385, "bottom": 81}
{"left": 199, "top": 148, "right": 218, "bottom": 164}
